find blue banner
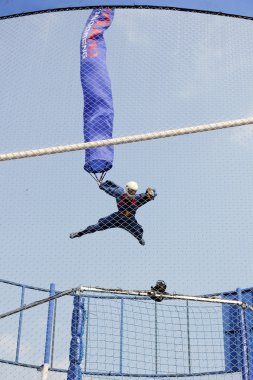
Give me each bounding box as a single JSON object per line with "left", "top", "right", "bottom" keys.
{"left": 1, "top": 1, "right": 253, "bottom": 19}
{"left": 81, "top": 8, "right": 114, "bottom": 174}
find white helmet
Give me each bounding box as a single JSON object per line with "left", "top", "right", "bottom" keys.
{"left": 125, "top": 181, "right": 138, "bottom": 198}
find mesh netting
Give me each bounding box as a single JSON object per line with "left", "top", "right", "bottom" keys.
{"left": 1, "top": 9, "right": 253, "bottom": 293}
{"left": 1, "top": 9, "right": 253, "bottom": 148}
{"left": 1, "top": 280, "right": 252, "bottom": 379}
{"left": 1, "top": 7, "right": 253, "bottom": 379}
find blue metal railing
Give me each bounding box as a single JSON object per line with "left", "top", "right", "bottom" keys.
{"left": 0, "top": 278, "right": 253, "bottom": 379}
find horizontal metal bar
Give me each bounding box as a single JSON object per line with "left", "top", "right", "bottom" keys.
{"left": 0, "top": 287, "right": 78, "bottom": 319}
{"left": 0, "top": 278, "right": 49, "bottom": 292}
{"left": 83, "top": 370, "right": 238, "bottom": 378}
{"left": 0, "top": 359, "right": 42, "bottom": 370}
{"left": 2, "top": 283, "right": 253, "bottom": 321}
{"left": 1, "top": 277, "right": 253, "bottom": 302}
{"left": 79, "top": 286, "right": 253, "bottom": 311}
{"left": 0, "top": 359, "right": 68, "bottom": 373}
{"left": 81, "top": 294, "right": 149, "bottom": 300}
{"left": 0, "top": 359, "right": 239, "bottom": 378}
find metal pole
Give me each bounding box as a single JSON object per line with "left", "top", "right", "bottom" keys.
{"left": 50, "top": 298, "right": 57, "bottom": 369}
{"left": 237, "top": 288, "right": 249, "bottom": 380}
{"left": 15, "top": 286, "right": 25, "bottom": 363}
{"left": 0, "top": 286, "right": 77, "bottom": 320}
{"left": 155, "top": 302, "right": 158, "bottom": 374}
{"left": 84, "top": 297, "right": 90, "bottom": 374}
{"left": 120, "top": 299, "right": 124, "bottom": 374}
{"left": 41, "top": 283, "right": 56, "bottom": 380}
{"left": 186, "top": 301, "right": 191, "bottom": 374}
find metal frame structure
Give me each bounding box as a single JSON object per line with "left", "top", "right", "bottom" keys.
{"left": 1, "top": 2, "right": 253, "bottom": 378}
{"left": 0, "top": 278, "right": 253, "bottom": 379}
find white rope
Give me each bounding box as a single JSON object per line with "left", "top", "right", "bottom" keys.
{"left": 1, "top": 116, "right": 253, "bottom": 162}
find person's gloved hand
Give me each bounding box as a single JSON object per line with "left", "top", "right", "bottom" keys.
{"left": 146, "top": 187, "right": 156, "bottom": 200}
{"left": 99, "top": 180, "right": 112, "bottom": 188}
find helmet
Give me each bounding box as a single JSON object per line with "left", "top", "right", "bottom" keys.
{"left": 125, "top": 181, "right": 138, "bottom": 198}
{"left": 151, "top": 280, "right": 167, "bottom": 293}
{"left": 149, "top": 280, "right": 167, "bottom": 302}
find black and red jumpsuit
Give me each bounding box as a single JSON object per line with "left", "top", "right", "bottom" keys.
{"left": 81, "top": 180, "right": 156, "bottom": 242}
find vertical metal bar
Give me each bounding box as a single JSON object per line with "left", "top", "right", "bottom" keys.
{"left": 120, "top": 298, "right": 124, "bottom": 374}
{"left": 50, "top": 298, "right": 57, "bottom": 369}
{"left": 155, "top": 302, "right": 158, "bottom": 374}
{"left": 41, "top": 283, "right": 56, "bottom": 380}
{"left": 84, "top": 297, "right": 90, "bottom": 374}
{"left": 237, "top": 288, "right": 249, "bottom": 380}
{"left": 186, "top": 300, "right": 191, "bottom": 374}
{"left": 15, "top": 286, "right": 25, "bottom": 363}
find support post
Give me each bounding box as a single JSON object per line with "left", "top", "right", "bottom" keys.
{"left": 41, "top": 283, "right": 56, "bottom": 380}
{"left": 83, "top": 297, "right": 90, "bottom": 374}
{"left": 155, "top": 302, "right": 158, "bottom": 374}
{"left": 50, "top": 298, "right": 57, "bottom": 369}
{"left": 120, "top": 299, "right": 124, "bottom": 374}
{"left": 67, "top": 295, "right": 85, "bottom": 380}
{"left": 186, "top": 300, "right": 191, "bottom": 374}
{"left": 15, "top": 286, "right": 25, "bottom": 363}
{"left": 237, "top": 288, "right": 249, "bottom": 380}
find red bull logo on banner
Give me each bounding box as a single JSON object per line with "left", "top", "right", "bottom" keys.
{"left": 81, "top": 8, "right": 113, "bottom": 59}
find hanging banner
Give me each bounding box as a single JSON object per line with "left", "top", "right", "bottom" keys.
{"left": 81, "top": 8, "right": 115, "bottom": 175}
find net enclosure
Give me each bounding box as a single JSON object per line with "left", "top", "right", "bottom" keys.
{"left": 1, "top": 0, "right": 253, "bottom": 162}
{"left": 1, "top": 1, "right": 253, "bottom": 378}
{"left": 1, "top": 0, "right": 253, "bottom": 250}
{"left": 1, "top": 0, "right": 253, "bottom": 292}
{"left": 1, "top": 279, "right": 253, "bottom": 380}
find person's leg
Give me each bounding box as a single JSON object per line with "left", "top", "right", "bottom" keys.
{"left": 69, "top": 213, "right": 119, "bottom": 239}
{"left": 69, "top": 224, "right": 99, "bottom": 239}
{"left": 120, "top": 218, "right": 145, "bottom": 245}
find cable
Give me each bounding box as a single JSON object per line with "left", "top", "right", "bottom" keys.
{"left": 1, "top": 116, "right": 252, "bottom": 162}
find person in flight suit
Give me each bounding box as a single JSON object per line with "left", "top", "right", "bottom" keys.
{"left": 69, "top": 180, "right": 157, "bottom": 245}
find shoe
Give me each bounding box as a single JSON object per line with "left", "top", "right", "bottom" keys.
{"left": 69, "top": 232, "right": 82, "bottom": 239}
{"left": 139, "top": 238, "right": 145, "bottom": 246}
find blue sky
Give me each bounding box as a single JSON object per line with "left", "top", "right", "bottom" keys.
{"left": 1, "top": 8, "right": 253, "bottom": 297}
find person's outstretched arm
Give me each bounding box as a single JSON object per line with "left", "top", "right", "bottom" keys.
{"left": 99, "top": 180, "right": 124, "bottom": 198}
{"left": 136, "top": 187, "right": 157, "bottom": 208}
